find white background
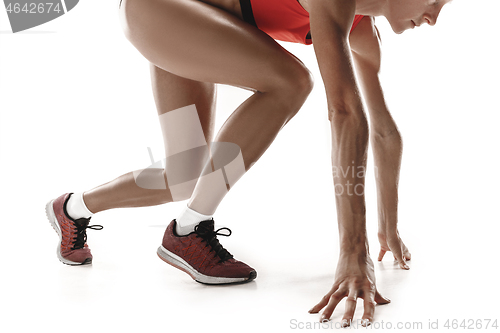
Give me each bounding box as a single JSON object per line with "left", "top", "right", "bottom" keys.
{"left": 1, "top": 1, "right": 499, "bottom": 332}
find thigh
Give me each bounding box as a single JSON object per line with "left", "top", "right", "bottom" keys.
{"left": 119, "top": 0, "right": 307, "bottom": 93}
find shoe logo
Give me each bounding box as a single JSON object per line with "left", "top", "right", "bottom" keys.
{"left": 3, "top": 0, "right": 79, "bottom": 33}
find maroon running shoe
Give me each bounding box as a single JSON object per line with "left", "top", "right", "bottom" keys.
{"left": 45, "top": 193, "right": 103, "bottom": 265}
{"left": 157, "top": 219, "right": 256, "bottom": 285}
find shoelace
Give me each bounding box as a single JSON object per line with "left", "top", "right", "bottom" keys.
{"left": 194, "top": 221, "right": 234, "bottom": 262}
{"left": 73, "top": 218, "right": 103, "bottom": 250}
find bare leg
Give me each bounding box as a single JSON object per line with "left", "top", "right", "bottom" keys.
{"left": 83, "top": 68, "right": 216, "bottom": 213}
{"left": 120, "top": 0, "right": 312, "bottom": 216}
{"left": 83, "top": 0, "right": 312, "bottom": 216}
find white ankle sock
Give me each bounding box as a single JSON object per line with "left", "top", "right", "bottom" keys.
{"left": 66, "top": 192, "right": 94, "bottom": 220}
{"left": 176, "top": 205, "right": 212, "bottom": 235}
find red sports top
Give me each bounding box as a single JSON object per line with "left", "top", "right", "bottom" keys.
{"left": 249, "top": 0, "right": 364, "bottom": 45}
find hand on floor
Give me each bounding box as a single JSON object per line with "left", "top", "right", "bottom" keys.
{"left": 377, "top": 230, "right": 411, "bottom": 269}
{"left": 308, "top": 252, "right": 390, "bottom": 326}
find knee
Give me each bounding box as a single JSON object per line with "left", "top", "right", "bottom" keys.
{"left": 269, "top": 63, "right": 314, "bottom": 117}
{"left": 282, "top": 64, "right": 314, "bottom": 102}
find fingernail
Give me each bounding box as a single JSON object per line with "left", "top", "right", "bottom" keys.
{"left": 362, "top": 319, "right": 371, "bottom": 327}
{"left": 341, "top": 319, "right": 349, "bottom": 328}
{"left": 404, "top": 264, "right": 410, "bottom": 270}
{"left": 308, "top": 308, "right": 314, "bottom": 313}
{"left": 320, "top": 315, "right": 327, "bottom": 322}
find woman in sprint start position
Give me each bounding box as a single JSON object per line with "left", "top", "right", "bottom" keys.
{"left": 46, "top": 0, "right": 449, "bottom": 325}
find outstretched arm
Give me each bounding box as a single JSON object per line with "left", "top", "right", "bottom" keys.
{"left": 307, "top": 0, "right": 389, "bottom": 326}
{"left": 350, "top": 16, "right": 411, "bottom": 269}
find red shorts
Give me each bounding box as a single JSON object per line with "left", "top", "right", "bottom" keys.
{"left": 239, "top": 0, "right": 364, "bottom": 45}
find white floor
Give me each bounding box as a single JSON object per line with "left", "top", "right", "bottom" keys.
{"left": 2, "top": 186, "right": 500, "bottom": 332}
{"left": 1, "top": 1, "right": 500, "bottom": 332}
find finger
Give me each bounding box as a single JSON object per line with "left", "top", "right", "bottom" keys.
{"left": 341, "top": 290, "right": 358, "bottom": 327}
{"left": 403, "top": 244, "right": 412, "bottom": 261}
{"left": 320, "top": 289, "right": 346, "bottom": 322}
{"left": 398, "top": 259, "right": 410, "bottom": 270}
{"left": 374, "top": 289, "right": 391, "bottom": 305}
{"left": 308, "top": 296, "right": 329, "bottom": 314}
{"left": 378, "top": 248, "right": 387, "bottom": 261}
{"left": 361, "top": 290, "right": 376, "bottom": 327}
{"left": 309, "top": 285, "right": 340, "bottom": 314}
{"left": 390, "top": 242, "right": 409, "bottom": 270}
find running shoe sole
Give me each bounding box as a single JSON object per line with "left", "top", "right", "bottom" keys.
{"left": 45, "top": 199, "right": 92, "bottom": 266}
{"left": 157, "top": 245, "right": 256, "bottom": 285}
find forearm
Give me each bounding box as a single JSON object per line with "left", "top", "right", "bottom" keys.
{"left": 307, "top": 0, "right": 370, "bottom": 253}
{"left": 370, "top": 127, "right": 402, "bottom": 231}
{"left": 351, "top": 43, "right": 402, "bottom": 232}
{"left": 330, "top": 106, "right": 370, "bottom": 253}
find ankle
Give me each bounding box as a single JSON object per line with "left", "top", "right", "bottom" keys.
{"left": 175, "top": 205, "right": 212, "bottom": 235}
{"left": 66, "top": 192, "right": 94, "bottom": 220}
